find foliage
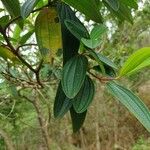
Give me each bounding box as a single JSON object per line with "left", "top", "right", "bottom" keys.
{"left": 0, "top": 0, "right": 150, "bottom": 149}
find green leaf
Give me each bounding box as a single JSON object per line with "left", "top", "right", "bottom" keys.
{"left": 1, "top": 0, "right": 21, "bottom": 18}
{"left": 87, "top": 49, "right": 118, "bottom": 69}
{"left": 0, "top": 8, "right": 5, "bottom": 13}
{"left": 57, "top": 2, "right": 86, "bottom": 63}
{"left": 73, "top": 76, "right": 95, "bottom": 113}
{"left": 93, "top": 64, "right": 116, "bottom": 77}
{"left": 103, "top": 0, "right": 119, "bottom": 11}
{"left": 12, "top": 25, "right": 21, "bottom": 41}
{"left": 0, "top": 15, "right": 10, "bottom": 28}
{"left": 54, "top": 83, "right": 72, "bottom": 118}
{"left": 64, "top": 19, "right": 89, "bottom": 40}
{"left": 1, "top": 0, "right": 23, "bottom": 27}
{"left": 61, "top": 55, "right": 88, "bottom": 99}
{"left": 70, "top": 107, "right": 87, "bottom": 132}
{"left": 57, "top": 3, "right": 87, "bottom": 132}
{"left": 103, "top": 0, "right": 133, "bottom": 23}
{"left": 21, "top": 0, "right": 39, "bottom": 19}
{"left": 119, "top": 47, "right": 150, "bottom": 76}
{"left": 81, "top": 24, "right": 107, "bottom": 49}
{"left": 90, "top": 24, "right": 107, "bottom": 40}
{"left": 120, "top": 0, "right": 138, "bottom": 9}
{"left": 63, "top": 0, "right": 103, "bottom": 23}
{"left": 19, "top": 30, "right": 34, "bottom": 45}
{"left": 106, "top": 81, "right": 150, "bottom": 132}
{"left": 81, "top": 38, "right": 101, "bottom": 49}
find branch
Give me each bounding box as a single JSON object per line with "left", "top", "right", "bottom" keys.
{"left": 16, "top": 43, "right": 37, "bottom": 52}
{"left": 0, "top": 26, "right": 36, "bottom": 73}
{"left": 88, "top": 71, "right": 116, "bottom": 83}
{"left": 35, "top": 59, "right": 44, "bottom": 88}
{"left": 4, "top": 16, "right": 21, "bottom": 31}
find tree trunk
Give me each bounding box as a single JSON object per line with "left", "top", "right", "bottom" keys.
{"left": 33, "top": 98, "right": 51, "bottom": 150}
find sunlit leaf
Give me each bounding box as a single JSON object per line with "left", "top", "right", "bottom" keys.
{"left": 119, "top": 47, "right": 150, "bottom": 76}
{"left": 0, "top": 46, "right": 20, "bottom": 63}
{"left": 19, "top": 30, "right": 34, "bottom": 45}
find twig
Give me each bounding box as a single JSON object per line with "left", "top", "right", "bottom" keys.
{"left": 88, "top": 71, "right": 115, "bottom": 83}
{"left": 4, "top": 16, "right": 21, "bottom": 31}
{"left": 0, "top": 26, "right": 44, "bottom": 87}
{"left": 35, "top": 59, "right": 44, "bottom": 88}
{"left": 0, "top": 26, "right": 36, "bottom": 73}
{"left": 4, "top": 4, "right": 49, "bottom": 31}
{"left": 16, "top": 43, "right": 37, "bottom": 52}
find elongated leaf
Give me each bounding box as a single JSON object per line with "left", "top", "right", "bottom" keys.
{"left": 73, "top": 76, "right": 95, "bottom": 113}
{"left": 57, "top": 2, "right": 87, "bottom": 132}
{"left": 65, "top": 19, "right": 89, "bottom": 40}
{"left": 21, "top": 0, "right": 39, "bottom": 18}
{"left": 119, "top": 47, "right": 150, "bottom": 76}
{"left": 0, "top": 46, "right": 19, "bottom": 63}
{"left": 54, "top": 83, "right": 72, "bottom": 118}
{"left": 106, "top": 81, "right": 150, "bottom": 132}
{"left": 57, "top": 2, "right": 85, "bottom": 64}
{"left": 88, "top": 49, "right": 117, "bottom": 69}
{"left": 35, "top": 7, "right": 62, "bottom": 62}
{"left": 1, "top": 0, "right": 21, "bottom": 18}
{"left": 63, "top": 0, "right": 103, "bottom": 23}
{"left": 103, "top": 0, "right": 119, "bottom": 11}
{"left": 61, "top": 55, "right": 88, "bottom": 98}
{"left": 130, "top": 58, "right": 150, "bottom": 74}
{"left": 70, "top": 107, "right": 87, "bottom": 132}
{"left": 19, "top": 30, "right": 34, "bottom": 44}
{"left": 12, "top": 25, "right": 21, "bottom": 41}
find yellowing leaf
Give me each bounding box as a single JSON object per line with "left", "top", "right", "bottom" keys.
{"left": 0, "top": 46, "right": 20, "bottom": 63}
{"left": 35, "top": 7, "right": 62, "bottom": 63}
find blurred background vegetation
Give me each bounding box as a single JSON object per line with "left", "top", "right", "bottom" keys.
{"left": 0, "top": 0, "right": 150, "bottom": 150}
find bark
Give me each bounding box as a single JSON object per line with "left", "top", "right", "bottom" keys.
{"left": 33, "top": 98, "right": 51, "bottom": 150}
